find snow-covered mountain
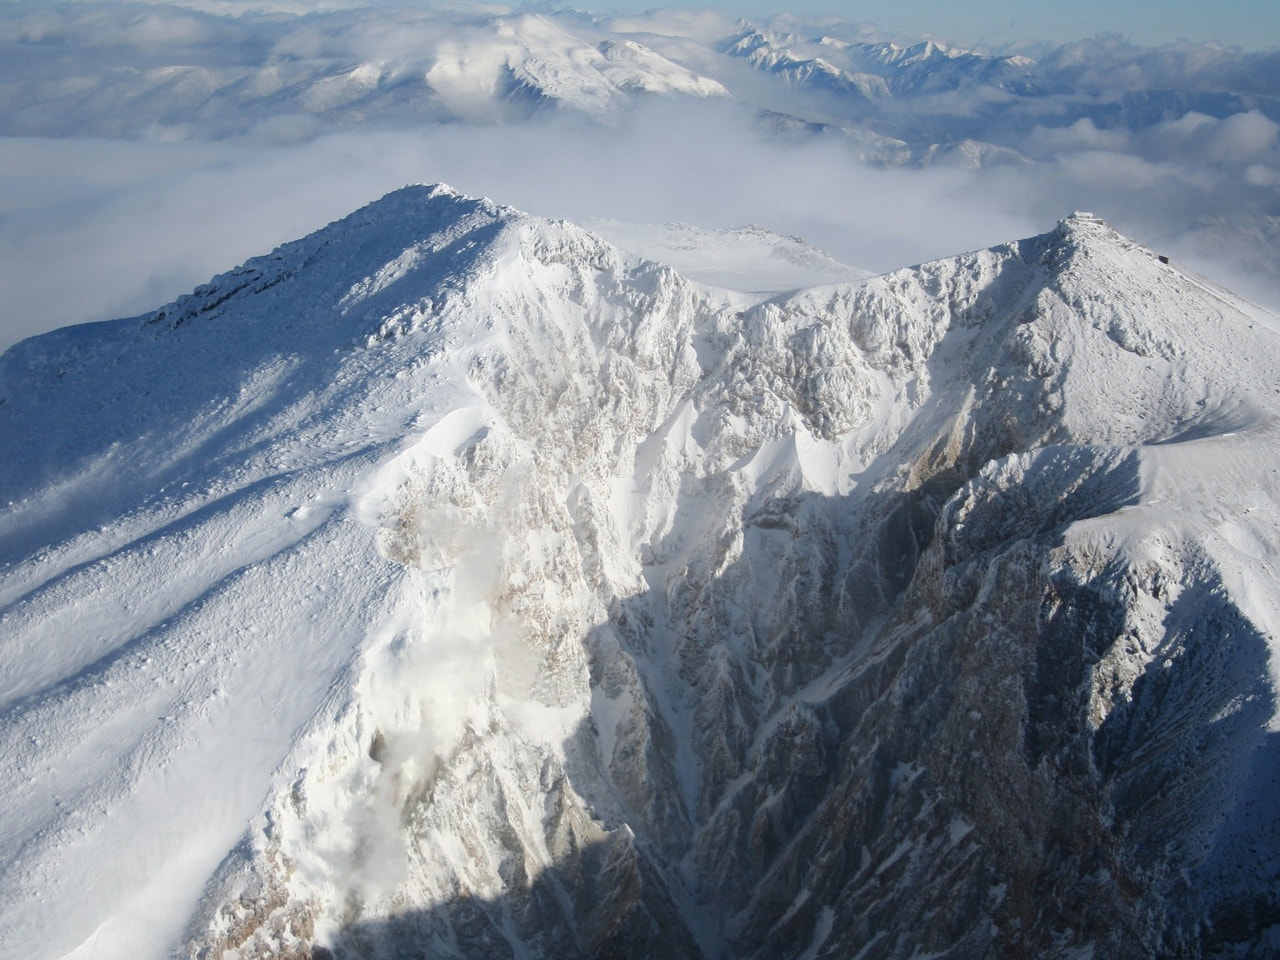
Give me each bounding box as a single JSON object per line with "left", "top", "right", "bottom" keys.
{"left": 6, "top": 3, "right": 1278, "bottom": 313}
{"left": 7, "top": 5, "right": 1276, "bottom": 144}
{"left": 721, "top": 26, "right": 1041, "bottom": 104}
{"left": 0, "top": 9, "right": 726, "bottom": 135}
{"left": 2, "top": 186, "right": 1280, "bottom": 960}
{"left": 716, "top": 20, "right": 1280, "bottom": 171}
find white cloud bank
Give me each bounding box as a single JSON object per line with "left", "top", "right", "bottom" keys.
{"left": 0, "top": 105, "right": 1032, "bottom": 351}
{"left": 0, "top": 3, "right": 1277, "bottom": 352}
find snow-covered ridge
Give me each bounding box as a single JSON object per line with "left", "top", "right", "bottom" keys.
{"left": 2, "top": 185, "right": 1279, "bottom": 959}
{"left": 721, "top": 22, "right": 1041, "bottom": 103}
{"left": 0, "top": 10, "right": 728, "bottom": 135}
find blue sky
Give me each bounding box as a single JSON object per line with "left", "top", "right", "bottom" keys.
{"left": 587, "top": 0, "right": 1280, "bottom": 49}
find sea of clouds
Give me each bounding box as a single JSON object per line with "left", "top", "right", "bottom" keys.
{"left": 0, "top": 0, "right": 1276, "bottom": 351}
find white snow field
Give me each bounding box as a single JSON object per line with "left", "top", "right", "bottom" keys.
{"left": 2, "top": 186, "right": 1279, "bottom": 959}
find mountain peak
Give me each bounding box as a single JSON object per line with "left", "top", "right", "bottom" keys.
{"left": 1037, "top": 209, "right": 1162, "bottom": 275}
{"left": 1054, "top": 209, "right": 1119, "bottom": 240}
{"left": 136, "top": 183, "right": 516, "bottom": 335}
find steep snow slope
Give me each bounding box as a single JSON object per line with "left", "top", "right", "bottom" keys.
{"left": 2, "top": 189, "right": 1279, "bottom": 960}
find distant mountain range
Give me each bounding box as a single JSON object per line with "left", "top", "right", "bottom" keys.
{"left": 3, "top": 6, "right": 1277, "bottom": 151}
{"left": 4, "top": 2, "right": 1277, "bottom": 320}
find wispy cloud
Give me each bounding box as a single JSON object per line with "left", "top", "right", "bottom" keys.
{"left": 1038, "top": 35, "right": 1280, "bottom": 94}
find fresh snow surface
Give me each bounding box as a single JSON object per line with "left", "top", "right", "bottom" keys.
{"left": 586, "top": 219, "right": 871, "bottom": 295}
{"left": 2, "top": 186, "right": 1280, "bottom": 960}
{"left": 0, "top": 185, "right": 507, "bottom": 959}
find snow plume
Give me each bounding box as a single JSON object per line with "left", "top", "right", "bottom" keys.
{"left": 208, "top": 427, "right": 533, "bottom": 944}
{"left": 313, "top": 420, "right": 524, "bottom": 906}
{"left": 323, "top": 570, "right": 502, "bottom": 907}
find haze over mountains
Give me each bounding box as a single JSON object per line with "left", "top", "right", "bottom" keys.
{"left": 7, "top": 4, "right": 1276, "bottom": 140}
{"left": 0, "top": 1, "right": 1277, "bottom": 351}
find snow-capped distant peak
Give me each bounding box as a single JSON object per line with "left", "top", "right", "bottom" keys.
{"left": 424, "top": 14, "right": 727, "bottom": 120}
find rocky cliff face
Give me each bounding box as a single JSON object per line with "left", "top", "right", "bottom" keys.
{"left": 2, "top": 189, "right": 1278, "bottom": 960}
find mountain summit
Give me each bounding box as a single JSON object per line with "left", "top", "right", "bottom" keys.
{"left": 2, "top": 186, "right": 1278, "bottom": 960}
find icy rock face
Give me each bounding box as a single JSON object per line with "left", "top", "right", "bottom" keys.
{"left": 3, "top": 188, "right": 1279, "bottom": 960}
